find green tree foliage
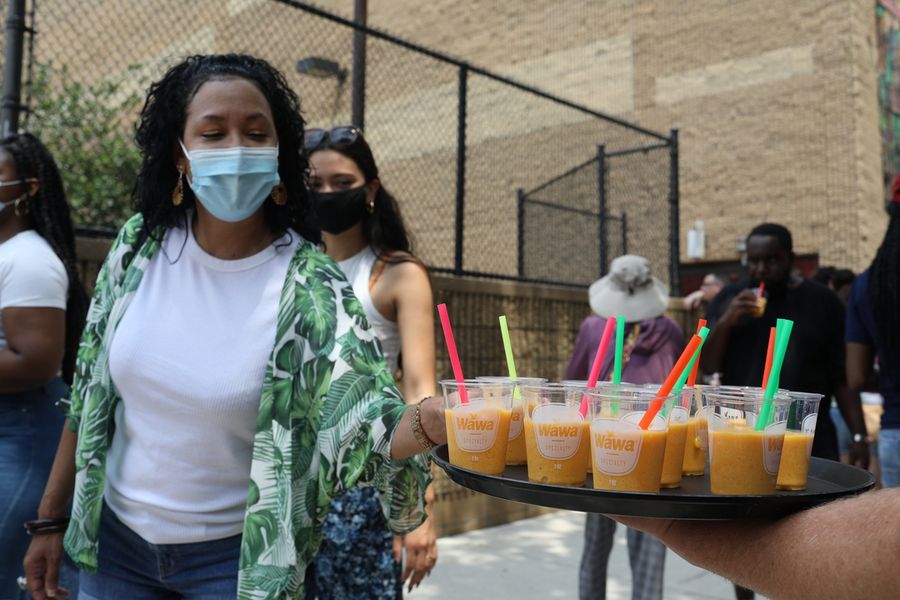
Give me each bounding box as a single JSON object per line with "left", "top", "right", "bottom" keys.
{"left": 27, "top": 64, "right": 143, "bottom": 230}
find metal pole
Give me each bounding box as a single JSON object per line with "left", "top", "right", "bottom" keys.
{"left": 517, "top": 188, "right": 525, "bottom": 278}
{"left": 669, "top": 129, "right": 681, "bottom": 295}
{"left": 351, "top": 0, "right": 366, "bottom": 129}
{"left": 454, "top": 66, "right": 468, "bottom": 274}
{"left": 1, "top": 0, "right": 27, "bottom": 137}
{"left": 597, "top": 145, "right": 607, "bottom": 277}
{"left": 621, "top": 210, "right": 628, "bottom": 255}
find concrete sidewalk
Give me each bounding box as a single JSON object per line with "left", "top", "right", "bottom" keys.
{"left": 410, "top": 511, "right": 768, "bottom": 599}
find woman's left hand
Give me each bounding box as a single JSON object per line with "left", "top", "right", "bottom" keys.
{"left": 392, "top": 518, "right": 438, "bottom": 592}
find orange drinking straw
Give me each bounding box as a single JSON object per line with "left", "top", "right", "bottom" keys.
{"left": 437, "top": 303, "right": 468, "bottom": 404}
{"left": 639, "top": 332, "right": 706, "bottom": 430}
{"left": 579, "top": 317, "right": 617, "bottom": 417}
{"left": 761, "top": 326, "right": 776, "bottom": 388}
{"left": 686, "top": 319, "right": 707, "bottom": 387}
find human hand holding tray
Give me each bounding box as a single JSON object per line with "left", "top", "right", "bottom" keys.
{"left": 432, "top": 444, "right": 875, "bottom": 520}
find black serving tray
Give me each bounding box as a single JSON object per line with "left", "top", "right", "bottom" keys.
{"left": 432, "top": 445, "right": 875, "bottom": 520}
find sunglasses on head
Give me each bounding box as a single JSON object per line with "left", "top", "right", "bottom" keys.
{"left": 303, "top": 126, "right": 363, "bottom": 151}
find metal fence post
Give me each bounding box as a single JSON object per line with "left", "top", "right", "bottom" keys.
{"left": 621, "top": 210, "right": 628, "bottom": 255}
{"left": 517, "top": 188, "right": 525, "bottom": 278}
{"left": 597, "top": 145, "right": 607, "bottom": 277}
{"left": 1, "top": 0, "right": 27, "bottom": 137}
{"left": 669, "top": 129, "right": 681, "bottom": 295}
{"left": 351, "top": 0, "right": 367, "bottom": 129}
{"left": 454, "top": 65, "right": 468, "bottom": 275}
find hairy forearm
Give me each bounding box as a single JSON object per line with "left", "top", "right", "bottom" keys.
{"left": 38, "top": 425, "right": 78, "bottom": 519}
{"left": 0, "top": 348, "right": 56, "bottom": 393}
{"left": 625, "top": 490, "right": 900, "bottom": 600}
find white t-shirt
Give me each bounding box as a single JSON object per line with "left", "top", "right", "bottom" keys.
{"left": 0, "top": 230, "right": 68, "bottom": 350}
{"left": 105, "top": 223, "right": 300, "bottom": 544}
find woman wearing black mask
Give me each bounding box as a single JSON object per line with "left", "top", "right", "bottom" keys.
{"left": 306, "top": 127, "right": 438, "bottom": 598}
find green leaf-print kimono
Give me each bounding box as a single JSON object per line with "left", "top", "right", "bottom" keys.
{"left": 63, "top": 215, "right": 431, "bottom": 599}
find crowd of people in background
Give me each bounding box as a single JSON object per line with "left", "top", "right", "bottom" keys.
{"left": 1, "top": 52, "right": 899, "bottom": 600}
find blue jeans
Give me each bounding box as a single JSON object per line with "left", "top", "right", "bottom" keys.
{"left": 79, "top": 504, "right": 241, "bottom": 599}
{"left": 0, "top": 379, "right": 78, "bottom": 600}
{"left": 879, "top": 428, "right": 900, "bottom": 488}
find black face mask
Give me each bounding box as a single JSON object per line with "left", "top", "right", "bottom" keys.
{"left": 311, "top": 186, "right": 367, "bottom": 234}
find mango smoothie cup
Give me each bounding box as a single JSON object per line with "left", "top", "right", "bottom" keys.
{"left": 586, "top": 388, "right": 673, "bottom": 493}
{"left": 682, "top": 386, "right": 710, "bottom": 476}
{"left": 707, "top": 389, "right": 792, "bottom": 495}
{"left": 561, "top": 381, "right": 638, "bottom": 474}
{"left": 520, "top": 383, "right": 590, "bottom": 485}
{"left": 659, "top": 387, "right": 693, "bottom": 488}
{"left": 751, "top": 287, "right": 767, "bottom": 317}
{"left": 441, "top": 379, "right": 514, "bottom": 475}
{"left": 776, "top": 391, "right": 822, "bottom": 491}
{"left": 477, "top": 376, "right": 547, "bottom": 466}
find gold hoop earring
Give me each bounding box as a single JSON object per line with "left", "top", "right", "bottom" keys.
{"left": 271, "top": 182, "right": 287, "bottom": 206}
{"left": 173, "top": 171, "right": 184, "bottom": 207}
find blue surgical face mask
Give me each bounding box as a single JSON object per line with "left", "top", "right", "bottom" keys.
{"left": 180, "top": 141, "right": 280, "bottom": 222}
{"left": 0, "top": 179, "right": 26, "bottom": 213}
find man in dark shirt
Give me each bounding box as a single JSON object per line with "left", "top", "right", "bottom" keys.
{"left": 702, "top": 223, "right": 869, "bottom": 466}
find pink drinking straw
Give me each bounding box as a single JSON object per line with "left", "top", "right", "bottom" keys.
{"left": 756, "top": 281, "right": 766, "bottom": 298}
{"left": 579, "top": 317, "right": 617, "bottom": 417}
{"left": 437, "top": 303, "right": 468, "bottom": 404}
{"left": 639, "top": 333, "right": 705, "bottom": 430}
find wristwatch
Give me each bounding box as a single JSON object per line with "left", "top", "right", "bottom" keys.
{"left": 851, "top": 433, "right": 870, "bottom": 444}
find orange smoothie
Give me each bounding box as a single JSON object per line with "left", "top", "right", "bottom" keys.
{"left": 582, "top": 420, "right": 592, "bottom": 473}
{"left": 523, "top": 411, "right": 589, "bottom": 485}
{"left": 505, "top": 405, "right": 527, "bottom": 465}
{"left": 660, "top": 421, "right": 688, "bottom": 488}
{"left": 776, "top": 432, "right": 814, "bottom": 490}
{"left": 710, "top": 426, "right": 783, "bottom": 495}
{"left": 445, "top": 405, "right": 512, "bottom": 475}
{"left": 590, "top": 423, "right": 668, "bottom": 493}
{"left": 681, "top": 417, "right": 708, "bottom": 476}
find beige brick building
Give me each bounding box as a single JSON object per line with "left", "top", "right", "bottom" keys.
{"left": 22, "top": 0, "right": 889, "bottom": 276}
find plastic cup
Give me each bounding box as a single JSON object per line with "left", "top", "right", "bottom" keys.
{"left": 441, "top": 379, "right": 514, "bottom": 475}
{"left": 586, "top": 387, "right": 673, "bottom": 493}
{"left": 519, "top": 383, "right": 590, "bottom": 485}
{"left": 682, "top": 386, "right": 710, "bottom": 476}
{"left": 707, "top": 388, "right": 792, "bottom": 495}
{"left": 776, "top": 391, "right": 823, "bottom": 491}
{"left": 477, "top": 376, "right": 546, "bottom": 466}
{"left": 659, "top": 387, "right": 693, "bottom": 488}
{"left": 752, "top": 287, "right": 767, "bottom": 317}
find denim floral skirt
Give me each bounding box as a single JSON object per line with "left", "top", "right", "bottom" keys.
{"left": 307, "top": 487, "right": 401, "bottom": 599}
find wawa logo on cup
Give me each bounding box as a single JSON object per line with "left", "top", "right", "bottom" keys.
{"left": 591, "top": 412, "right": 664, "bottom": 476}
{"left": 801, "top": 414, "right": 818, "bottom": 435}
{"left": 761, "top": 420, "right": 787, "bottom": 475}
{"left": 451, "top": 404, "right": 501, "bottom": 453}
{"left": 508, "top": 405, "right": 524, "bottom": 441}
{"left": 531, "top": 404, "right": 583, "bottom": 460}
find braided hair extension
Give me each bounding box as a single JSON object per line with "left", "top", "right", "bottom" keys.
{"left": 0, "top": 133, "right": 89, "bottom": 383}
{"left": 133, "top": 54, "right": 319, "bottom": 245}
{"left": 869, "top": 202, "right": 900, "bottom": 347}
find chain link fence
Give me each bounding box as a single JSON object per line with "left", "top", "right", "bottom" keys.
{"left": 6, "top": 0, "right": 677, "bottom": 290}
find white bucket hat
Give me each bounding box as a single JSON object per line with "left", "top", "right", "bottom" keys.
{"left": 588, "top": 255, "right": 669, "bottom": 322}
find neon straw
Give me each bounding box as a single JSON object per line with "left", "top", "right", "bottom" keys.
{"left": 756, "top": 281, "right": 766, "bottom": 298}
{"left": 761, "top": 326, "right": 776, "bottom": 388}
{"left": 755, "top": 319, "right": 794, "bottom": 430}
{"left": 498, "top": 315, "right": 520, "bottom": 400}
{"left": 612, "top": 315, "right": 626, "bottom": 384}
{"left": 639, "top": 328, "right": 708, "bottom": 430}
{"left": 686, "top": 319, "right": 707, "bottom": 387}
{"left": 662, "top": 328, "right": 708, "bottom": 418}
{"left": 579, "top": 317, "right": 617, "bottom": 417}
{"left": 437, "top": 303, "right": 468, "bottom": 404}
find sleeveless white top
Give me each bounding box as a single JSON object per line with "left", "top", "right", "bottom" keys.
{"left": 338, "top": 247, "right": 401, "bottom": 372}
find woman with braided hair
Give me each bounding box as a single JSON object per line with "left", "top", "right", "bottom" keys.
{"left": 0, "top": 132, "right": 87, "bottom": 598}
{"left": 846, "top": 175, "right": 900, "bottom": 488}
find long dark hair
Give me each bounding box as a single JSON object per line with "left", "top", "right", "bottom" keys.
{"left": 869, "top": 201, "right": 900, "bottom": 346}
{"left": 133, "top": 54, "right": 319, "bottom": 244}
{"left": 310, "top": 131, "right": 417, "bottom": 263}
{"left": 0, "top": 133, "right": 89, "bottom": 384}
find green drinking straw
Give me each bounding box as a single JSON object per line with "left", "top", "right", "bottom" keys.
{"left": 498, "top": 315, "right": 521, "bottom": 400}
{"left": 662, "top": 327, "right": 709, "bottom": 417}
{"left": 612, "top": 315, "right": 626, "bottom": 384}
{"left": 755, "top": 318, "right": 794, "bottom": 430}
